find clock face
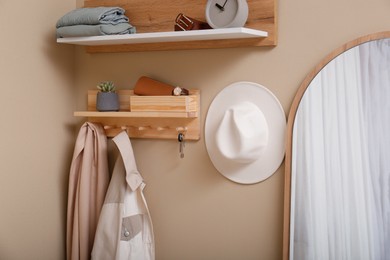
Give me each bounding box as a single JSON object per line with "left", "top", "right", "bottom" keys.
{"left": 205, "top": 0, "right": 248, "bottom": 29}
{"left": 208, "top": 0, "right": 239, "bottom": 28}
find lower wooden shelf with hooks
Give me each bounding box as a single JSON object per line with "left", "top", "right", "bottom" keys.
{"left": 74, "top": 89, "right": 200, "bottom": 140}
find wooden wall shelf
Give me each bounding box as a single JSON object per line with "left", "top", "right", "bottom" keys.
{"left": 74, "top": 90, "right": 201, "bottom": 140}
{"left": 74, "top": 111, "right": 197, "bottom": 118}
{"left": 59, "top": 0, "right": 277, "bottom": 52}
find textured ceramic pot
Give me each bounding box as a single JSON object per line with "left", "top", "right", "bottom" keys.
{"left": 96, "top": 92, "right": 120, "bottom": 111}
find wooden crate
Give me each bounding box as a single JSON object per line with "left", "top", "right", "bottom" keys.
{"left": 130, "top": 94, "right": 197, "bottom": 113}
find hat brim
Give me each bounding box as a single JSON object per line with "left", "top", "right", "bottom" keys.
{"left": 205, "top": 81, "right": 286, "bottom": 184}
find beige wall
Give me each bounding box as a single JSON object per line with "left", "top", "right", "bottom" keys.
{"left": 0, "top": 0, "right": 75, "bottom": 259}
{"left": 1, "top": 0, "right": 389, "bottom": 259}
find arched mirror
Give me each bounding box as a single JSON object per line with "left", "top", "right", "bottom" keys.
{"left": 283, "top": 31, "right": 390, "bottom": 260}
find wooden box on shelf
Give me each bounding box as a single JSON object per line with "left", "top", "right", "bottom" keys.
{"left": 130, "top": 93, "right": 198, "bottom": 113}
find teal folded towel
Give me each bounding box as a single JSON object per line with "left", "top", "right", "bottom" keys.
{"left": 56, "top": 7, "right": 129, "bottom": 28}
{"left": 56, "top": 23, "right": 136, "bottom": 38}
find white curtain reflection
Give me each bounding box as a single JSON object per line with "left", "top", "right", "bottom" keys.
{"left": 291, "top": 39, "right": 390, "bottom": 260}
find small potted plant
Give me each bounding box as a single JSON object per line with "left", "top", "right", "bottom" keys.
{"left": 96, "top": 81, "right": 120, "bottom": 111}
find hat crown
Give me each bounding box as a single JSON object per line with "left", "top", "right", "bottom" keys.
{"left": 205, "top": 81, "right": 286, "bottom": 184}
{"left": 216, "top": 101, "right": 269, "bottom": 163}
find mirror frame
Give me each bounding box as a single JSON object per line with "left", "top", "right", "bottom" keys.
{"left": 282, "top": 31, "right": 390, "bottom": 260}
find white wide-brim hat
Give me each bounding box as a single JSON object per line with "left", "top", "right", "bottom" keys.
{"left": 205, "top": 81, "right": 286, "bottom": 184}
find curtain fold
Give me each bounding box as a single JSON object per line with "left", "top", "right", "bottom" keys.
{"left": 291, "top": 39, "right": 390, "bottom": 260}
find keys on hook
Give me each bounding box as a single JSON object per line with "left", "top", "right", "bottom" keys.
{"left": 178, "top": 132, "right": 185, "bottom": 158}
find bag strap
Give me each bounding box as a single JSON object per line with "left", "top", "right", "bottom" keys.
{"left": 112, "top": 131, "right": 143, "bottom": 191}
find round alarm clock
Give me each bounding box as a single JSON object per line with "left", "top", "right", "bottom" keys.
{"left": 205, "top": 0, "right": 249, "bottom": 29}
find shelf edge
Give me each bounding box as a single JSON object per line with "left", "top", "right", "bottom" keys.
{"left": 74, "top": 111, "right": 198, "bottom": 118}
{"left": 57, "top": 27, "right": 268, "bottom": 46}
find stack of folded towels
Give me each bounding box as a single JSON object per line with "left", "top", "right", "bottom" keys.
{"left": 56, "top": 6, "right": 136, "bottom": 38}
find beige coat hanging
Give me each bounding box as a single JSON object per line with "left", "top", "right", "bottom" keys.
{"left": 67, "top": 122, "right": 110, "bottom": 260}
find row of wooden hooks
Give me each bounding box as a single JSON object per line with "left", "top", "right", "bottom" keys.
{"left": 103, "top": 125, "right": 188, "bottom": 158}
{"left": 103, "top": 125, "right": 188, "bottom": 132}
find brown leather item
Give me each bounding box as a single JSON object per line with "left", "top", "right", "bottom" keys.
{"left": 134, "top": 76, "right": 189, "bottom": 96}
{"left": 174, "top": 13, "right": 212, "bottom": 31}
{"left": 134, "top": 76, "right": 174, "bottom": 96}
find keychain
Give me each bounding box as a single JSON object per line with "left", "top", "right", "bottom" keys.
{"left": 178, "top": 132, "right": 185, "bottom": 158}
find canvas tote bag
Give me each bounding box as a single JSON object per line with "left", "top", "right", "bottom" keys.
{"left": 92, "top": 131, "right": 154, "bottom": 260}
